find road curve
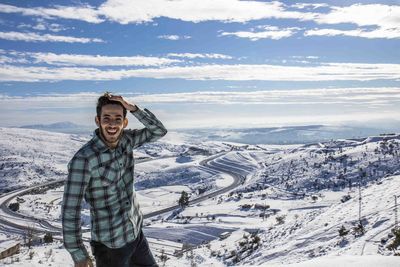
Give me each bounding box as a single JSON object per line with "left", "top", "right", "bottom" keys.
{"left": 0, "top": 151, "right": 251, "bottom": 236}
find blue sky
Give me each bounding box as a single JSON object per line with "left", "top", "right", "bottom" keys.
{"left": 0, "top": 0, "right": 399, "bottom": 129}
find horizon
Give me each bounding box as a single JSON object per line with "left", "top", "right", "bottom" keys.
{"left": 0, "top": 1, "right": 399, "bottom": 130}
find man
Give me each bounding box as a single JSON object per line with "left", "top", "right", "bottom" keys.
{"left": 62, "top": 93, "right": 167, "bottom": 267}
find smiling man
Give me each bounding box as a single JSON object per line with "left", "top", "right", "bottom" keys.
{"left": 62, "top": 93, "right": 167, "bottom": 267}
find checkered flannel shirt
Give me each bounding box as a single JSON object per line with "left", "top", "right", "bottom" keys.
{"left": 62, "top": 108, "right": 167, "bottom": 263}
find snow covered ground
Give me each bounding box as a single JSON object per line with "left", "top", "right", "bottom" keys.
{"left": 1, "top": 127, "right": 400, "bottom": 266}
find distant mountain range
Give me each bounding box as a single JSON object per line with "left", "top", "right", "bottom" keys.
{"left": 18, "top": 121, "right": 398, "bottom": 144}
{"left": 20, "top": 121, "right": 93, "bottom": 134}
{"left": 180, "top": 125, "right": 398, "bottom": 144}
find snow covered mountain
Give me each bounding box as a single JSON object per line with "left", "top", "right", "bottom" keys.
{"left": 17, "top": 121, "right": 398, "bottom": 144}
{"left": 180, "top": 125, "right": 394, "bottom": 145}
{"left": 1, "top": 127, "right": 400, "bottom": 266}
{"left": 20, "top": 122, "right": 93, "bottom": 135}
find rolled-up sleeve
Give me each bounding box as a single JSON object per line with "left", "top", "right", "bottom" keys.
{"left": 126, "top": 108, "right": 167, "bottom": 149}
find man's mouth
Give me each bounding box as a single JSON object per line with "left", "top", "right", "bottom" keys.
{"left": 106, "top": 129, "right": 118, "bottom": 136}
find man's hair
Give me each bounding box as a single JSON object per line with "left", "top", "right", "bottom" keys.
{"left": 96, "top": 92, "right": 127, "bottom": 118}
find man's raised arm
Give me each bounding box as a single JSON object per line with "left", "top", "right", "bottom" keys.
{"left": 109, "top": 95, "right": 167, "bottom": 148}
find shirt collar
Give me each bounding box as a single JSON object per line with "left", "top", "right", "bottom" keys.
{"left": 91, "top": 128, "right": 128, "bottom": 153}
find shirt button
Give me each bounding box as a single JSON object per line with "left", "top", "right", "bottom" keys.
{"left": 126, "top": 201, "right": 129, "bottom": 205}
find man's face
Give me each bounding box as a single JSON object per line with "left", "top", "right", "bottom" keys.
{"left": 95, "top": 104, "right": 128, "bottom": 148}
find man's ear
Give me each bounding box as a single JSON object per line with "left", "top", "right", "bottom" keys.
{"left": 123, "top": 118, "right": 128, "bottom": 128}
{"left": 95, "top": 116, "right": 100, "bottom": 127}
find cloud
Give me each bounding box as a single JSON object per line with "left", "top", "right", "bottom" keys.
{"left": 157, "top": 35, "right": 191, "bottom": 40}
{"left": 167, "top": 53, "right": 233, "bottom": 59}
{"left": 98, "top": 0, "right": 315, "bottom": 24}
{"left": 0, "top": 1, "right": 316, "bottom": 24}
{"left": 128, "top": 87, "right": 400, "bottom": 105}
{"left": 1, "top": 2, "right": 399, "bottom": 29}
{"left": 0, "top": 62, "right": 399, "bottom": 82}
{"left": 309, "top": 4, "right": 400, "bottom": 39}
{"left": 0, "top": 31, "right": 103, "bottom": 43}
{"left": 0, "top": 3, "right": 103, "bottom": 23}
{"left": 305, "top": 28, "right": 400, "bottom": 39}
{"left": 291, "top": 3, "right": 329, "bottom": 10}
{"left": 2, "top": 2, "right": 399, "bottom": 40}
{"left": 17, "top": 19, "right": 70, "bottom": 32}
{"left": 314, "top": 4, "right": 400, "bottom": 29}
{"left": 2, "top": 87, "right": 398, "bottom": 106}
{"left": 2, "top": 51, "right": 180, "bottom": 67}
{"left": 220, "top": 25, "right": 300, "bottom": 41}
{"left": 1, "top": 88, "right": 399, "bottom": 128}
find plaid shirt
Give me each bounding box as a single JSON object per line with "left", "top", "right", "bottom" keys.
{"left": 62, "top": 108, "right": 167, "bottom": 263}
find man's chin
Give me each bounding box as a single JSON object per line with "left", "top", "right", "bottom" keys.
{"left": 105, "top": 136, "right": 118, "bottom": 142}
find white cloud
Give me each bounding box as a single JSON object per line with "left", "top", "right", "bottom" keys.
{"left": 314, "top": 4, "right": 400, "bottom": 29}
{"left": 18, "top": 19, "right": 69, "bottom": 33}
{"left": 167, "top": 53, "right": 233, "bottom": 59}
{"left": 0, "top": 1, "right": 316, "bottom": 24}
{"left": 0, "top": 31, "right": 103, "bottom": 43}
{"left": 2, "top": 2, "right": 399, "bottom": 40}
{"left": 157, "top": 35, "right": 191, "bottom": 40}
{"left": 21, "top": 52, "right": 180, "bottom": 67}
{"left": 1, "top": 88, "right": 399, "bottom": 128}
{"left": 309, "top": 4, "right": 400, "bottom": 39}
{"left": 128, "top": 87, "right": 400, "bottom": 105}
{"left": 2, "top": 87, "right": 398, "bottom": 106}
{"left": 0, "top": 3, "right": 103, "bottom": 23}
{"left": 220, "top": 26, "right": 299, "bottom": 41}
{"left": 291, "top": 3, "right": 329, "bottom": 10}
{"left": 0, "top": 62, "right": 399, "bottom": 82}
{"left": 98, "top": 0, "right": 315, "bottom": 24}
{"left": 305, "top": 28, "right": 400, "bottom": 39}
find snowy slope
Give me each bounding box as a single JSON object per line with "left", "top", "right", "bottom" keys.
{"left": 1, "top": 128, "right": 400, "bottom": 267}
{"left": 0, "top": 127, "right": 87, "bottom": 193}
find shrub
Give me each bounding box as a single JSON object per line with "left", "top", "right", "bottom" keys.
{"left": 9, "top": 202, "right": 19, "bottom": 212}
{"left": 43, "top": 233, "right": 53, "bottom": 243}
{"left": 339, "top": 225, "right": 349, "bottom": 237}
{"left": 352, "top": 222, "right": 365, "bottom": 237}
{"left": 387, "top": 228, "right": 400, "bottom": 253}
{"left": 276, "top": 215, "right": 286, "bottom": 225}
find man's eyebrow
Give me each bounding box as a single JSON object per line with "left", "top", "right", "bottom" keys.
{"left": 102, "top": 114, "right": 123, "bottom": 117}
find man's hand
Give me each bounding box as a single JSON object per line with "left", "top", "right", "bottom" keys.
{"left": 108, "top": 94, "right": 138, "bottom": 112}
{"left": 75, "top": 258, "right": 94, "bottom": 267}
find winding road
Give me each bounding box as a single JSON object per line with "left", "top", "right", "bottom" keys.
{"left": 0, "top": 150, "right": 256, "bottom": 239}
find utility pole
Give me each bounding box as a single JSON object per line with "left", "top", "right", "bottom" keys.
{"left": 395, "top": 195, "right": 398, "bottom": 229}
{"left": 358, "top": 176, "right": 362, "bottom": 224}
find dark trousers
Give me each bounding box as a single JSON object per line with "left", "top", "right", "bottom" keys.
{"left": 90, "top": 230, "right": 158, "bottom": 267}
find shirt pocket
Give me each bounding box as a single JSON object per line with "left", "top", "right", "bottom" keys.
{"left": 89, "top": 165, "right": 119, "bottom": 209}
{"left": 96, "top": 163, "right": 119, "bottom": 186}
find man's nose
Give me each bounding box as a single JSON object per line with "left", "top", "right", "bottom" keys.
{"left": 109, "top": 120, "right": 118, "bottom": 126}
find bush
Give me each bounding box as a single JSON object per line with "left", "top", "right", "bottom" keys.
{"left": 240, "top": 204, "right": 252, "bottom": 209}
{"left": 251, "top": 234, "right": 261, "bottom": 244}
{"left": 276, "top": 215, "right": 286, "bottom": 225}
{"left": 352, "top": 223, "right": 365, "bottom": 237}
{"left": 43, "top": 232, "right": 53, "bottom": 243}
{"left": 387, "top": 228, "right": 400, "bottom": 252}
{"left": 339, "top": 225, "right": 349, "bottom": 237}
{"left": 9, "top": 202, "right": 19, "bottom": 212}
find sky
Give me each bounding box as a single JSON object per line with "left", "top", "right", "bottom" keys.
{"left": 0, "top": 0, "right": 399, "bottom": 130}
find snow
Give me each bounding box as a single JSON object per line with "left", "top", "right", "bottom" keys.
{"left": 1, "top": 127, "right": 400, "bottom": 266}
{"left": 260, "top": 255, "right": 400, "bottom": 267}
{"left": 0, "top": 239, "right": 20, "bottom": 251}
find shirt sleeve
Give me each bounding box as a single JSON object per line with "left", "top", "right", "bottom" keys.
{"left": 126, "top": 107, "right": 168, "bottom": 149}
{"left": 61, "top": 154, "right": 91, "bottom": 263}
